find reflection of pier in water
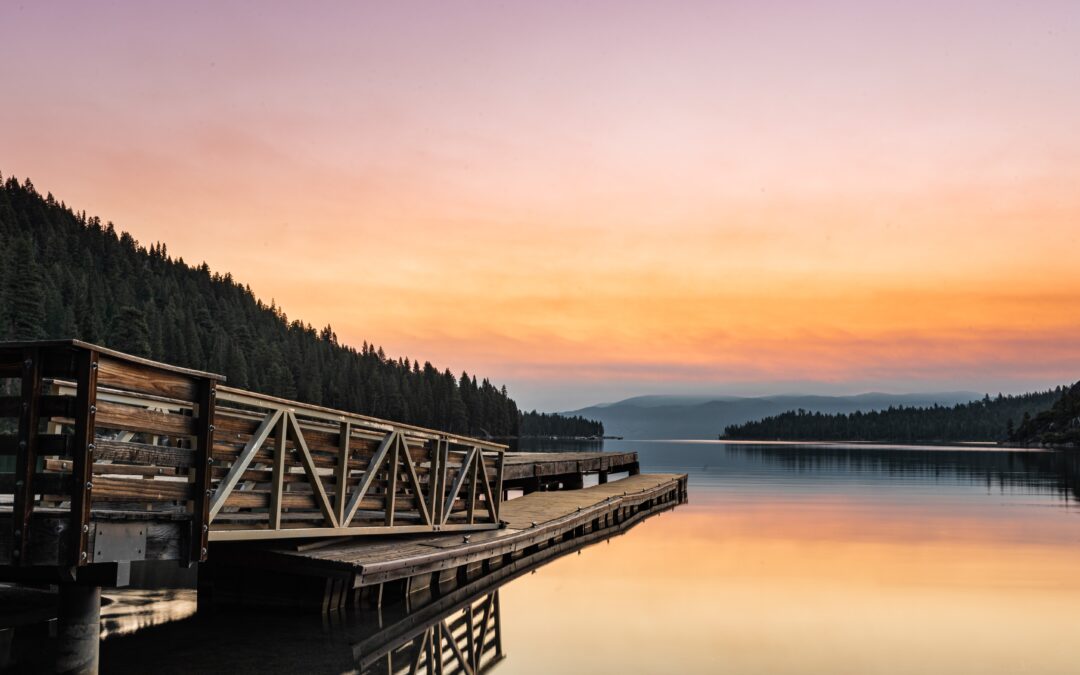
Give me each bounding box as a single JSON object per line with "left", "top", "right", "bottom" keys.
{"left": 356, "top": 590, "right": 504, "bottom": 674}
{"left": 92, "top": 482, "right": 682, "bottom": 673}
{"left": 727, "top": 444, "right": 1080, "bottom": 503}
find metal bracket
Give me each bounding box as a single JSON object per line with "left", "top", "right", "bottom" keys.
{"left": 91, "top": 523, "right": 147, "bottom": 563}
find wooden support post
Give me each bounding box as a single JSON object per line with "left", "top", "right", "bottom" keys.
{"left": 69, "top": 348, "right": 99, "bottom": 569}
{"left": 189, "top": 377, "right": 216, "bottom": 564}
{"left": 385, "top": 435, "right": 399, "bottom": 526}
{"left": 11, "top": 347, "right": 42, "bottom": 567}
{"left": 598, "top": 470, "right": 609, "bottom": 484}
{"left": 494, "top": 450, "right": 505, "bottom": 521}
{"left": 467, "top": 449, "right": 479, "bottom": 525}
{"left": 335, "top": 421, "right": 351, "bottom": 526}
{"left": 269, "top": 410, "right": 288, "bottom": 530}
{"left": 428, "top": 439, "right": 442, "bottom": 526}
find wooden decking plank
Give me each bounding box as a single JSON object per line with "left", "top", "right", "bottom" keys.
{"left": 269, "top": 473, "right": 683, "bottom": 575}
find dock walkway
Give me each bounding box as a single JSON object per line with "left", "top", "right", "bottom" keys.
{"left": 202, "top": 472, "right": 687, "bottom": 610}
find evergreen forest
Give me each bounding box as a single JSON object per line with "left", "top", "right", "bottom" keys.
{"left": 722, "top": 389, "right": 1067, "bottom": 443}
{"left": 0, "top": 174, "right": 600, "bottom": 439}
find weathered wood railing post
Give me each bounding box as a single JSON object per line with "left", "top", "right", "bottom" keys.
{"left": 68, "top": 347, "right": 99, "bottom": 570}
{"left": 189, "top": 377, "right": 216, "bottom": 565}
{"left": 11, "top": 347, "right": 42, "bottom": 567}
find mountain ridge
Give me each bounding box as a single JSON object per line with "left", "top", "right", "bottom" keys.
{"left": 565, "top": 392, "right": 987, "bottom": 439}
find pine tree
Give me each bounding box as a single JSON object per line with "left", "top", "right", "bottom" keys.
{"left": 7, "top": 235, "right": 47, "bottom": 339}
{"left": 107, "top": 306, "right": 152, "bottom": 357}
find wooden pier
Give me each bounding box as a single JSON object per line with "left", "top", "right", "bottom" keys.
{"left": 0, "top": 340, "right": 688, "bottom": 672}
{"left": 200, "top": 472, "right": 686, "bottom": 611}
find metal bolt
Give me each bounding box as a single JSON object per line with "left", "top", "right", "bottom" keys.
{"left": 463, "top": 535, "right": 470, "bottom": 543}
{"left": 209, "top": 390, "right": 216, "bottom": 397}
{"left": 86, "top": 482, "right": 93, "bottom": 490}
{"left": 90, "top": 362, "right": 98, "bottom": 370}
{"left": 201, "top": 547, "right": 208, "bottom": 556}
{"left": 13, "top": 529, "right": 21, "bottom": 538}
{"left": 82, "top": 525, "right": 89, "bottom": 533}
{"left": 88, "top": 443, "right": 95, "bottom": 451}
{"left": 18, "top": 441, "right": 26, "bottom": 450}
{"left": 207, "top": 458, "right": 213, "bottom": 465}
{"left": 23, "top": 359, "right": 32, "bottom": 369}
{"left": 202, "top": 524, "right": 209, "bottom": 533}
{"left": 208, "top": 425, "right": 215, "bottom": 432}
{"left": 205, "top": 489, "right": 212, "bottom": 496}
{"left": 531, "top": 521, "right": 537, "bottom": 527}
{"left": 89, "top": 405, "right": 97, "bottom": 415}
{"left": 81, "top": 552, "right": 87, "bottom": 560}
{"left": 15, "top": 480, "right": 23, "bottom": 488}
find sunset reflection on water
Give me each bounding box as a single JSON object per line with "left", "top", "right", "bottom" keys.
{"left": 99, "top": 442, "right": 1080, "bottom": 674}
{"left": 497, "top": 442, "right": 1080, "bottom": 674}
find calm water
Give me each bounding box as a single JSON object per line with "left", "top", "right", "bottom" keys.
{"left": 95, "top": 441, "right": 1080, "bottom": 674}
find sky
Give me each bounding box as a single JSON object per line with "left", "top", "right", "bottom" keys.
{"left": 3, "top": 1, "right": 1080, "bottom": 410}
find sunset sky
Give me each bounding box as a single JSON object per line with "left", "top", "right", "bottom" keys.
{"left": 3, "top": 1, "right": 1079, "bottom": 409}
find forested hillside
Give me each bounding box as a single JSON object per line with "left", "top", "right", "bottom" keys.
{"left": 519, "top": 411, "right": 604, "bottom": 438}
{"left": 0, "top": 174, "right": 593, "bottom": 438}
{"left": 722, "top": 389, "right": 1065, "bottom": 443}
{"left": 1012, "top": 382, "right": 1080, "bottom": 447}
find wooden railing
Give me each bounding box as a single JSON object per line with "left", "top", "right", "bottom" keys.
{"left": 0, "top": 340, "right": 504, "bottom": 569}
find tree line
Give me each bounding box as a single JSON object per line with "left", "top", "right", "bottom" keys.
{"left": 721, "top": 389, "right": 1066, "bottom": 443}
{"left": 0, "top": 174, "right": 600, "bottom": 439}
{"left": 519, "top": 411, "right": 604, "bottom": 438}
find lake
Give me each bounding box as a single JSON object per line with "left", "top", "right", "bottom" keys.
{"left": 97, "top": 440, "right": 1080, "bottom": 674}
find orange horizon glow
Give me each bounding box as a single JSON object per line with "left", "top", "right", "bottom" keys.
{"left": 4, "top": 2, "right": 1080, "bottom": 408}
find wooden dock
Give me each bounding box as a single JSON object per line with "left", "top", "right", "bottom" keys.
{"left": 0, "top": 340, "right": 688, "bottom": 671}
{"left": 200, "top": 472, "right": 687, "bottom": 610}
{"left": 101, "top": 478, "right": 685, "bottom": 674}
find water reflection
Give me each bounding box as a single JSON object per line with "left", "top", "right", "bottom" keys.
{"left": 723, "top": 444, "right": 1080, "bottom": 503}
{"left": 100, "top": 590, "right": 197, "bottom": 640}
{"left": 98, "top": 499, "right": 670, "bottom": 674}
{"left": 98, "top": 587, "right": 503, "bottom": 674}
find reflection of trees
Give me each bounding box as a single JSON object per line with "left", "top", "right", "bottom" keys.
{"left": 727, "top": 445, "right": 1080, "bottom": 503}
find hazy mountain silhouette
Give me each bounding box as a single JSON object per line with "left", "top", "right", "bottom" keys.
{"left": 564, "top": 392, "right": 981, "bottom": 439}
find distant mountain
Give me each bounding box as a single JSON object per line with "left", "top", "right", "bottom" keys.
{"left": 564, "top": 392, "right": 982, "bottom": 440}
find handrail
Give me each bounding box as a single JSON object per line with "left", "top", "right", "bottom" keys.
{"left": 217, "top": 385, "right": 507, "bottom": 452}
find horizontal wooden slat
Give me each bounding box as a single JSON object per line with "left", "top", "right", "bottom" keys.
{"left": 93, "top": 439, "right": 196, "bottom": 468}
{"left": 0, "top": 472, "right": 71, "bottom": 494}
{"left": 40, "top": 394, "right": 76, "bottom": 419}
{"left": 90, "top": 475, "right": 193, "bottom": 502}
{"left": 0, "top": 396, "right": 19, "bottom": 417}
{"left": 95, "top": 400, "right": 196, "bottom": 437}
{"left": 0, "top": 359, "right": 22, "bottom": 378}
{"left": 0, "top": 472, "right": 195, "bottom": 502}
{"left": 0, "top": 434, "right": 71, "bottom": 456}
{"left": 45, "top": 458, "right": 181, "bottom": 478}
{"left": 97, "top": 355, "right": 200, "bottom": 401}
